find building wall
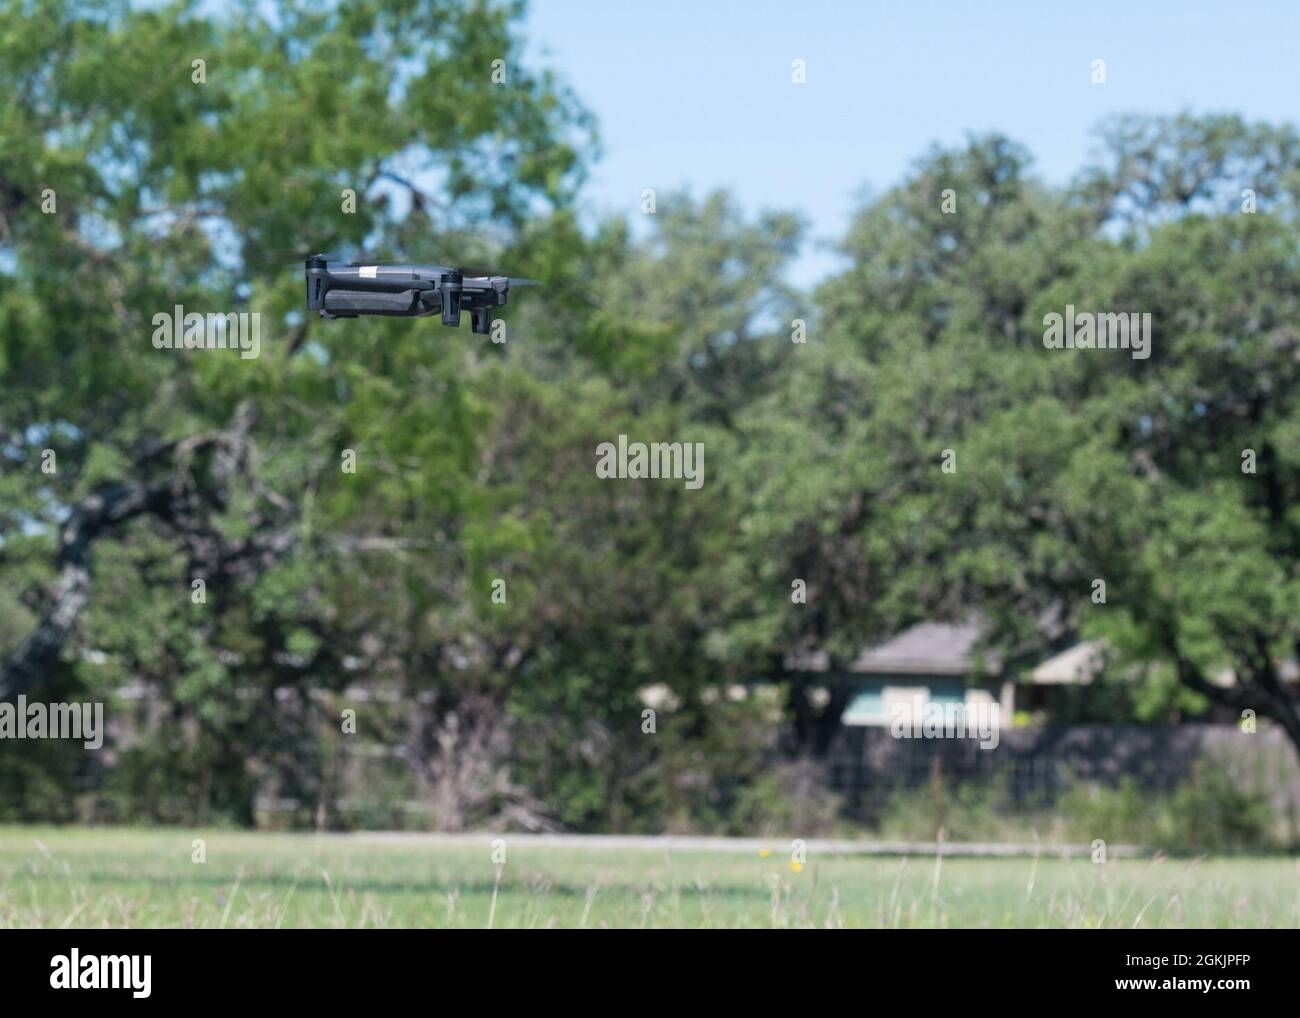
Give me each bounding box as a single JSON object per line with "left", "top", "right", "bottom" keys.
{"left": 839, "top": 674, "right": 1009, "bottom": 726}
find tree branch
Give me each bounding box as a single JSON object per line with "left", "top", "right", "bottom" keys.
{"left": 0, "top": 406, "right": 291, "bottom": 700}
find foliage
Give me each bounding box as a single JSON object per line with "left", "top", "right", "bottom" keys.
{"left": 878, "top": 768, "right": 1282, "bottom": 854}
{"left": 1, "top": 1, "right": 1297, "bottom": 832}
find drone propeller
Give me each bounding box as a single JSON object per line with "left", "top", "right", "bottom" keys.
{"left": 264, "top": 247, "right": 391, "bottom": 266}
{"left": 451, "top": 265, "right": 539, "bottom": 286}
{"left": 444, "top": 260, "right": 597, "bottom": 303}
{"left": 452, "top": 264, "right": 502, "bottom": 277}
{"left": 306, "top": 250, "right": 392, "bottom": 266}
{"left": 299, "top": 255, "right": 538, "bottom": 287}
{"left": 467, "top": 275, "right": 540, "bottom": 288}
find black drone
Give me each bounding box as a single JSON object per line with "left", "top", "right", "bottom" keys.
{"left": 304, "top": 254, "right": 535, "bottom": 333}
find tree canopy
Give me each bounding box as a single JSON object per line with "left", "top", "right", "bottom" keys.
{"left": 2, "top": 0, "right": 1298, "bottom": 830}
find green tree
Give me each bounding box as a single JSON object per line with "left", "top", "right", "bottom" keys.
{"left": 741, "top": 117, "right": 1300, "bottom": 761}
{"left": 0, "top": 0, "right": 593, "bottom": 821}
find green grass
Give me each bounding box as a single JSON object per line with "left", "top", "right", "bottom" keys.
{"left": 1, "top": 826, "right": 1296, "bottom": 928}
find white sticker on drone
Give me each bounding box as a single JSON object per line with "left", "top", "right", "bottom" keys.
{"left": 358, "top": 266, "right": 378, "bottom": 279}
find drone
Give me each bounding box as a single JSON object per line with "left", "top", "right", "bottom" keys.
{"left": 304, "top": 254, "right": 535, "bottom": 333}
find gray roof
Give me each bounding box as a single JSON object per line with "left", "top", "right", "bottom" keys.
{"left": 785, "top": 621, "right": 998, "bottom": 677}
{"left": 847, "top": 621, "right": 989, "bottom": 676}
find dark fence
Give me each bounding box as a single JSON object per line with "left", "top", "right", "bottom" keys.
{"left": 827, "top": 723, "right": 1300, "bottom": 821}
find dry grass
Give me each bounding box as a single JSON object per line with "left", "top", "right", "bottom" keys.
{"left": 1, "top": 826, "right": 1296, "bottom": 928}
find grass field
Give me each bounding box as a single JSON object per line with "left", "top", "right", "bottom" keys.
{"left": 1, "top": 827, "right": 1296, "bottom": 928}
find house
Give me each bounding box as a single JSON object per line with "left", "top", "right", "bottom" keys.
{"left": 785, "top": 621, "right": 1097, "bottom": 728}
{"left": 1019, "top": 639, "right": 1107, "bottom": 714}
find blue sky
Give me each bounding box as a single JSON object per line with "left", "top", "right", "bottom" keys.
{"left": 525, "top": 0, "right": 1300, "bottom": 286}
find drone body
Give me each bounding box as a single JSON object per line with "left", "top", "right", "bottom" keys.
{"left": 304, "top": 255, "right": 531, "bottom": 334}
